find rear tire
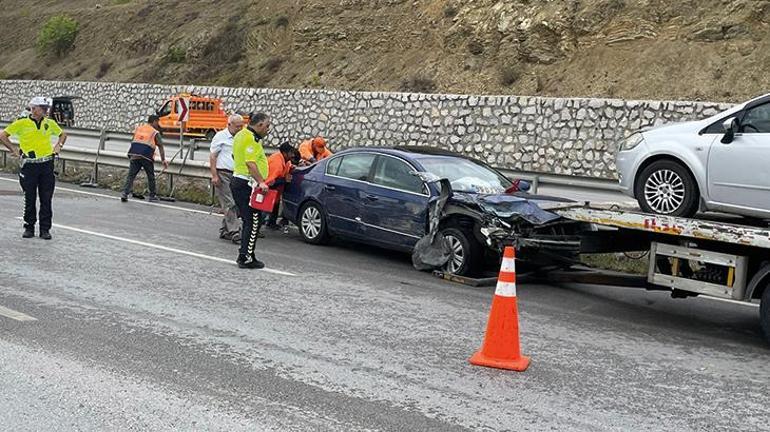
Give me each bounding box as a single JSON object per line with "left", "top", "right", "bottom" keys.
{"left": 761, "top": 285, "right": 770, "bottom": 344}
{"left": 440, "top": 227, "right": 482, "bottom": 277}
{"left": 635, "top": 160, "right": 699, "bottom": 217}
{"left": 298, "top": 201, "right": 329, "bottom": 245}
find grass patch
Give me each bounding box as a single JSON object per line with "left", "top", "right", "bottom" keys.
{"left": 581, "top": 253, "right": 649, "bottom": 275}
{"left": 37, "top": 15, "right": 79, "bottom": 57}
{"left": 1, "top": 161, "right": 215, "bottom": 206}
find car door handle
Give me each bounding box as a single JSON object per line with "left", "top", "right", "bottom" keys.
{"left": 324, "top": 185, "right": 336, "bottom": 191}
{"left": 365, "top": 194, "right": 379, "bottom": 201}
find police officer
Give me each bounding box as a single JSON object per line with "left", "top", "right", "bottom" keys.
{"left": 231, "top": 112, "right": 271, "bottom": 269}
{"left": 121, "top": 115, "right": 168, "bottom": 202}
{"left": 0, "top": 96, "right": 67, "bottom": 239}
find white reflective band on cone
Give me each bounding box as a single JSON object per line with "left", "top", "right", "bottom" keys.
{"left": 499, "top": 258, "right": 516, "bottom": 272}
{"left": 495, "top": 281, "right": 517, "bottom": 297}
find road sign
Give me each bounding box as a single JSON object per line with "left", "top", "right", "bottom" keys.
{"left": 178, "top": 98, "right": 190, "bottom": 123}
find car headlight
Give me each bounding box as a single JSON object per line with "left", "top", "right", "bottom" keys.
{"left": 620, "top": 133, "right": 644, "bottom": 151}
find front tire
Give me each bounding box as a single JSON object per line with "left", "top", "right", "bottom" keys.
{"left": 440, "top": 227, "right": 482, "bottom": 276}
{"left": 299, "top": 201, "right": 329, "bottom": 245}
{"left": 635, "top": 160, "right": 699, "bottom": 217}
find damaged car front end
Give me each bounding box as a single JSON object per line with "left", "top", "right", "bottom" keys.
{"left": 411, "top": 171, "right": 588, "bottom": 275}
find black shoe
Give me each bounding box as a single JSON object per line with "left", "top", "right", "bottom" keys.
{"left": 120, "top": 194, "right": 128, "bottom": 202}
{"left": 237, "top": 255, "right": 265, "bottom": 269}
{"left": 266, "top": 223, "right": 281, "bottom": 231}
{"left": 40, "top": 231, "right": 52, "bottom": 240}
{"left": 22, "top": 229, "right": 34, "bottom": 238}
{"left": 148, "top": 195, "right": 160, "bottom": 203}
{"left": 257, "top": 231, "right": 265, "bottom": 239}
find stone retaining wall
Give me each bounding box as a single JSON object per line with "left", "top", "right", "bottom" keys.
{"left": 0, "top": 80, "right": 733, "bottom": 179}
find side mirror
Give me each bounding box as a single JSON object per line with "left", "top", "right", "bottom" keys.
{"left": 721, "top": 117, "right": 738, "bottom": 144}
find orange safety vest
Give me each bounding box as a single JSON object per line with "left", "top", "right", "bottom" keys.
{"left": 266, "top": 152, "right": 292, "bottom": 185}
{"left": 298, "top": 139, "right": 332, "bottom": 162}
{"left": 128, "top": 124, "right": 158, "bottom": 160}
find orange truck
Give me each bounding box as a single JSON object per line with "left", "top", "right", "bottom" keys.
{"left": 155, "top": 93, "right": 246, "bottom": 141}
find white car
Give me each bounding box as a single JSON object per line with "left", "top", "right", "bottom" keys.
{"left": 616, "top": 93, "right": 770, "bottom": 219}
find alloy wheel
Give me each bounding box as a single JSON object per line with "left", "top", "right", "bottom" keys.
{"left": 643, "top": 169, "right": 685, "bottom": 214}
{"left": 301, "top": 206, "right": 322, "bottom": 240}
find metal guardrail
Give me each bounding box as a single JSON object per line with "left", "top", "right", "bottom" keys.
{"left": 0, "top": 122, "right": 622, "bottom": 194}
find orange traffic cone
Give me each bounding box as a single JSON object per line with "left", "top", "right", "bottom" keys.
{"left": 469, "top": 246, "right": 531, "bottom": 371}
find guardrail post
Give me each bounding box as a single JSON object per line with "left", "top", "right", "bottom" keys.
{"left": 531, "top": 176, "right": 539, "bottom": 194}
{"left": 98, "top": 127, "right": 107, "bottom": 151}
{"left": 189, "top": 139, "right": 196, "bottom": 161}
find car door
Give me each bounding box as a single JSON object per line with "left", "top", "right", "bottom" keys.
{"left": 707, "top": 102, "right": 770, "bottom": 212}
{"left": 361, "top": 155, "right": 430, "bottom": 250}
{"left": 321, "top": 153, "right": 376, "bottom": 238}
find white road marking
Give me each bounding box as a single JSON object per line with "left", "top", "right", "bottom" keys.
{"left": 15, "top": 218, "right": 296, "bottom": 277}
{"left": 0, "top": 177, "right": 221, "bottom": 217}
{"left": 0, "top": 305, "right": 37, "bottom": 322}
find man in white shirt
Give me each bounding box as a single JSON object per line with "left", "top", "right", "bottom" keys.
{"left": 210, "top": 114, "right": 244, "bottom": 242}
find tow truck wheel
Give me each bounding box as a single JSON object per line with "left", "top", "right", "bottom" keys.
{"left": 441, "top": 227, "right": 481, "bottom": 277}
{"left": 760, "top": 285, "right": 770, "bottom": 343}
{"left": 299, "top": 201, "right": 329, "bottom": 245}
{"left": 635, "top": 160, "right": 699, "bottom": 217}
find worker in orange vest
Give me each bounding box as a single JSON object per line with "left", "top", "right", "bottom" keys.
{"left": 298, "top": 136, "right": 332, "bottom": 166}
{"left": 121, "top": 115, "right": 168, "bottom": 202}
{"left": 264, "top": 142, "right": 296, "bottom": 230}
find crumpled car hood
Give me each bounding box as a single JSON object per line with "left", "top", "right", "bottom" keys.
{"left": 449, "top": 192, "right": 564, "bottom": 225}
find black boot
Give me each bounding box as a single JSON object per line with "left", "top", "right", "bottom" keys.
{"left": 22, "top": 228, "right": 34, "bottom": 238}
{"left": 236, "top": 254, "right": 264, "bottom": 269}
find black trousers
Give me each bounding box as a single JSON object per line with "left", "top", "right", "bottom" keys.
{"left": 230, "top": 177, "right": 264, "bottom": 258}
{"left": 19, "top": 160, "right": 55, "bottom": 232}
{"left": 123, "top": 158, "right": 156, "bottom": 196}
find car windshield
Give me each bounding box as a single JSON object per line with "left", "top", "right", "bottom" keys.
{"left": 418, "top": 156, "right": 512, "bottom": 194}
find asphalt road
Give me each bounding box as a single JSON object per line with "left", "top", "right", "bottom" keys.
{"left": 0, "top": 174, "right": 768, "bottom": 431}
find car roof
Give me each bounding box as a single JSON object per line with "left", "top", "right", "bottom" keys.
{"left": 335, "top": 146, "right": 466, "bottom": 161}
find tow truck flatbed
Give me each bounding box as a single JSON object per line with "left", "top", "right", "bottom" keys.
{"left": 548, "top": 205, "right": 770, "bottom": 343}
{"left": 554, "top": 205, "right": 770, "bottom": 249}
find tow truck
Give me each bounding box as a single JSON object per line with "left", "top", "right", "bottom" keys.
{"left": 548, "top": 204, "right": 770, "bottom": 342}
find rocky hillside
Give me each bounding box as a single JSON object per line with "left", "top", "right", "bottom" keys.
{"left": 2, "top": 0, "right": 770, "bottom": 102}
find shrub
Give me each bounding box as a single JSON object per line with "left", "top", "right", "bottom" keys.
{"left": 36, "top": 15, "right": 79, "bottom": 57}
{"left": 96, "top": 61, "right": 112, "bottom": 79}
{"left": 467, "top": 39, "right": 484, "bottom": 55}
{"left": 166, "top": 46, "right": 187, "bottom": 63}
{"left": 274, "top": 15, "right": 290, "bottom": 28}
{"left": 499, "top": 64, "right": 521, "bottom": 86}
{"left": 400, "top": 75, "right": 437, "bottom": 93}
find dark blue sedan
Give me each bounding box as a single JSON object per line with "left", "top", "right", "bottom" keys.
{"left": 282, "top": 147, "right": 580, "bottom": 276}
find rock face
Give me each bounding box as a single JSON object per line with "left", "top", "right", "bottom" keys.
{"left": 0, "top": 80, "right": 733, "bottom": 179}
